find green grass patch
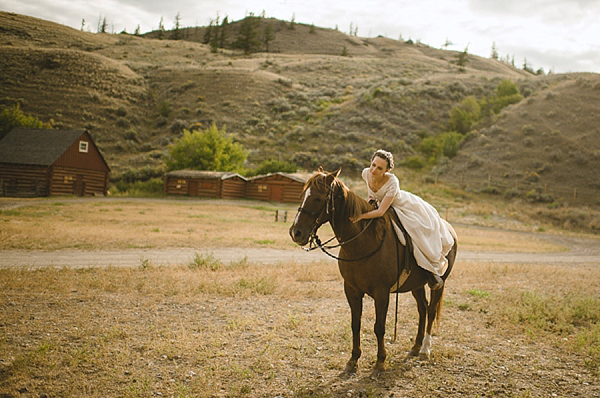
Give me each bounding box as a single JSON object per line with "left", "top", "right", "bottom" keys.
{"left": 189, "top": 253, "right": 222, "bottom": 271}
{"left": 466, "top": 289, "right": 490, "bottom": 298}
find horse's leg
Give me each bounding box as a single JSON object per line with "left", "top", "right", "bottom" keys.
{"left": 370, "top": 288, "right": 390, "bottom": 380}
{"left": 343, "top": 282, "right": 363, "bottom": 374}
{"left": 409, "top": 287, "right": 428, "bottom": 357}
{"left": 419, "top": 286, "right": 445, "bottom": 360}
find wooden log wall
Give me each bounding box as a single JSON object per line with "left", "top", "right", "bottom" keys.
{"left": 0, "top": 164, "right": 49, "bottom": 197}
{"left": 221, "top": 177, "right": 246, "bottom": 199}
{"left": 164, "top": 176, "right": 189, "bottom": 195}
{"left": 49, "top": 166, "right": 108, "bottom": 196}
{"left": 246, "top": 175, "right": 304, "bottom": 203}
{"left": 164, "top": 176, "right": 221, "bottom": 197}
{"left": 195, "top": 179, "right": 220, "bottom": 198}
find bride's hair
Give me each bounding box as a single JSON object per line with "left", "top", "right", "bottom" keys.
{"left": 372, "top": 149, "right": 394, "bottom": 170}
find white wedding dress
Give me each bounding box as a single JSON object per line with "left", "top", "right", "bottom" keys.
{"left": 362, "top": 168, "right": 456, "bottom": 276}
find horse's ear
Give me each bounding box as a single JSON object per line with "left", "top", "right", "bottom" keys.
{"left": 325, "top": 168, "right": 341, "bottom": 186}
{"left": 317, "top": 166, "right": 324, "bottom": 173}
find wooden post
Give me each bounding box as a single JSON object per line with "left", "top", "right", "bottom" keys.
{"left": 275, "top": 210, "right": 288, "bottom": 222}
{"left": 487, "top": 174, "right": 491, "bottom": 187}
{"left": 574, "top": 188, "right": 577, "bottom": 201}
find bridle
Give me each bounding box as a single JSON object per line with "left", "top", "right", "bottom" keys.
{"left": 297, "top": 180, "right": 386, "bottom": 262}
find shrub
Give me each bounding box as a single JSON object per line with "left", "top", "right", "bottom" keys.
{"left": 157, "top": 100, "right": 171, "bottom": 117}
{"left": 170, "top": 119, "right": 187, "bottom": 134}
{"left": 439, "top": 131, "right": 463, "bottom": 158}
{"left": 116, "top": 117, "right": 129, "bottom": 128}
{"left": 496, "top": 79, "right": 519, "bottom": 97}
{"left": 111, "top": 177, "right": 165, "bottom": 197}
{"left": 116, "top": 106, "right": 127, "bottom": 117}
{"left": 522, "top": 124, "right": 535, "bottom": 135}
{"left": 267, "top": 97, "right": 293, "bottom": 113}
{"left": 166, "top": 123, "right": 247, "bottom": 172}
{"left": 402, "top": 155, "right": 425, "bottom": 170}
{"left": 123, "top": 129, "right": 139, "bottom": 142}
{"left": 419, "top": 136, "right": 441, "bottom": 161}
{"left": 448, "top": 96, "right": 481, "bottom": 134}
{"left": 0, "top": 103, "right": 52, "bottom": 139}
{"left": 246, "top": 159, "right": 297, "bottom": 177}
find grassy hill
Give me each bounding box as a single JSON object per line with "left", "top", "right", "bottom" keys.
{"left": 1, "top": 11, "right": 599, "bottom": 231}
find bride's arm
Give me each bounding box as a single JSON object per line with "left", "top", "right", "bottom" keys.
{"left": 350, "top": 195, "right": 393, "bottom": 223}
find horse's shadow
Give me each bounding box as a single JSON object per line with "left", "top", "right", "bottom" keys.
{"left": 304, "top": 351, "right": 430, "bottom": 396}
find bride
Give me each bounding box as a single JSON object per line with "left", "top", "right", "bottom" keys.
{"left": 350, "top": 149, "right": 456, "bottom": 290}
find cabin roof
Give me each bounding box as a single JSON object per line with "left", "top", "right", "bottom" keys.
{"left": 0, "top": 128, "right": 92, "bottom": 166}
{"left": 165, "top": 169, "right": 248, "bottom": 181}
{"left": 247, "top": 172, "right": 306, "bottom": 184}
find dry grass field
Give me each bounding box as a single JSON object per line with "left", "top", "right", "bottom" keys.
{"left": 0, "top": 197, "right": 572, "bottom": 254}
{"left": 1, "top": 199, "right": 599, "bottom": 397}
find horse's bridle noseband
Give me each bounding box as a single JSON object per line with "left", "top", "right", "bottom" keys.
{"left": 297, "top": 183, "right": 337, "bottom": 239}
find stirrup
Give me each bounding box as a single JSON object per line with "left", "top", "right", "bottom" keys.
{"left": 428, "top": 273, "right": 444, "bottom": 290}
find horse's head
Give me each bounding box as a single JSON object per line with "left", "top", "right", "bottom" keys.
{"left": 289, "top": 167, "right": 341, "bottom": 246}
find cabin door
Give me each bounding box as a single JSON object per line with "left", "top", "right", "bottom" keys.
{"left": 75, "top": 175, "right": 85, "bottom": 196}
{"left": 188, "top": 181, "right": 199, "bottom": 196}
{"left": 268, "top": 185, "right": 284, "bottom": 202}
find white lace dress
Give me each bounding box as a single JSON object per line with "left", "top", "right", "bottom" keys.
{"left": 362, "top": 168, "right": 455, "bottom": 276}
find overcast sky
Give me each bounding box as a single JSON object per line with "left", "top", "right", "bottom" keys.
{"left": 3, "top": 0, "right": 599, "bottom": 74}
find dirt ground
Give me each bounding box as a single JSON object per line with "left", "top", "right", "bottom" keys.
{"left": 1, "top": 255, "right": 599, "bottom": 397}
{"left": 1, "top": 199, "right": 599, "bottom": 397}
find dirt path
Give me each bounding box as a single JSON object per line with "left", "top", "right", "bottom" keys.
{"left": 1, "top": 241, "right": 599, "bottom": 268}
{"left": 2, "top": 197, "right": 599, "bottom": 268}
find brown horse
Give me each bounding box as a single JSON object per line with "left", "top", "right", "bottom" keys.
{"left": 289, "top": 168, "right": 458, "bottom": 379}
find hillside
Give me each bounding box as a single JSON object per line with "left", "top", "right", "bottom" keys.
{"left": 0, "top": 12, "right": 598, "bottom": 213}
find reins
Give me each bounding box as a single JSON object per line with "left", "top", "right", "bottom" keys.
{"left": 299, "top": 181, "right": 387, "bottom": 262}
{"left": 306, "top": 228, "right": 387, "bottom": 262}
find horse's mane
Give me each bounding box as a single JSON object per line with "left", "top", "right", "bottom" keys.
{"left": 304, "top": 171, "right": 389, "bottom": 242}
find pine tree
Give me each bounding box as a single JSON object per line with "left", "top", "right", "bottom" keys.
{"left": 171, "top": 12, "right": 182, "bottom": 40}
{"left": 203, "top": 20, "right": 213, "bottom": 44}
{"left": 97, "top": 16, "right": 108, "bottom": 33}
{"left": 491, "top": 42, "right": 499, "bottom": 59}
{"left": 219, "top": 16, "right": 229, "bottom": 48}
{"left": 263, "top": 22, "right": 275, "bottom": 52}
{"left": 455, "top": 45, "right": 469, "bottom": 72}
{"left": 236, "top": 14, "right": 260, "bottom": 55}
{"left": 157, "top": 17, "right": 165, "bottom": 39}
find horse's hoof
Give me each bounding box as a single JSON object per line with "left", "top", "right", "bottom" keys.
{"left": 419, "top": 351, "right": 430, "bottom": 361}
{"left": 370, "top": 367, "right": 383, "bottom": 380}
{"left": 408, "top": 348, "right": 420, "bottom": 357}
{"left": 344, "top": 361, "right": 358, "bottom": 375}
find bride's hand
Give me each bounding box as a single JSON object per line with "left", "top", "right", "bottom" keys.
{"left": 349, "top": 215, "right": 362, "bottom": 223}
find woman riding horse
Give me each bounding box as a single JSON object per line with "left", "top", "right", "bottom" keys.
{"left": 289, "top": 152, "right": 458, "bottom": 379}
{"left": 350, "top": 149, "right": 455, "bottom": 290}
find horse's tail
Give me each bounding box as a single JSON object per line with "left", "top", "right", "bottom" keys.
{"left": 433, "top": 287, "right": 444, "bottom": 334}
{"left": 434, "top": 228, "right": 458, "bottom": 334}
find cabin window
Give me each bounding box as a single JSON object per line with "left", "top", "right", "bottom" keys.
{"left": 257, "top": 185, "right": 268, "bottom": 192}
{"left": 79, "top": 141, "right": 89, "bottom": 153}
{"left": 63, "top": 176, "right": 74, "bottom": 184}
